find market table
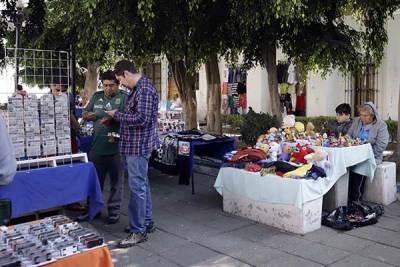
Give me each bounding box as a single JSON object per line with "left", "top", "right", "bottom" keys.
{"left": 0, "top": 162, "right": 103, "bottom": 219}
{"left": 214, "top": 144, "right": 376, "bottom": 234}
{"left": 47, "top": 246, "right": 113, "bottom": 267}
{"left": 178, "top": 137, "right": 236, "bottom": 190}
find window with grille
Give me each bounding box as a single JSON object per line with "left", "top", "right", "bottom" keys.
{"left": 345, "top": 64, "right": 379, "bottom": 116}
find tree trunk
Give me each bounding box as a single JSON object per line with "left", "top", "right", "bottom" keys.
{"left": 263, "top": 46, "right": 282, "bottom": 122}
{"left": 83, "top": 62, "right": 99, "bottom": 101}
{"left": 205, "top": 54, "right": 222, "bottom": 134}
{"left": 170, "top": 59, "right": 198, "bottom": 130}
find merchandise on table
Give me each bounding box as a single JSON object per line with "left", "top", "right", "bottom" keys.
{"left": 7, "top": 96, "right": 25, "bottom": 158}
{"left": 157, "top": 111, "right": 185, "bottom": 133}
{"left": 54, "top": 95, "right": 71, "bottom": 155}
{"left": 40, "top": 94, "right": 57, "bottom": 157}
{"left": 0, "top": 215, "right": 104, "bottom": 266}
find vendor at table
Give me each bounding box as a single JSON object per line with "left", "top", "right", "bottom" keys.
{"left": 81, "top": 70, "right": 128, "bottom": 224}
{"left": 347, "top": 102, "right": 389, "bottom": 202}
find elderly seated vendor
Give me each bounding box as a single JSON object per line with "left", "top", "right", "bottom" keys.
{"left": 347, "top": 102, "right": 389, "bottom": 202}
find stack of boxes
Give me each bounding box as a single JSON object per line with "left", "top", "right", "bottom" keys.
{"left": 5, "top": 93, "right": 72, "bottom": 159}
{"left": 7, "top": 96, "right": 25, "bottom": 158}
{"left": 40, "top": 94, "right": 57, "bottom": 156}
{"left": 24, "top": 95, "right": 41, "bottom": 157}
{"left": 54, "top": 94, "right": 71, "bottom": 155}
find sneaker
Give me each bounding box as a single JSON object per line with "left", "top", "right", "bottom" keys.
{"left": 145, "top": 222, "right": 156, "bottom": 233}
{"left": 124, "top": 222, "right": 156, "bottom": 234}
{"left": 117, "top": 232, "right": 147, "bottom": 248}
{"left": 106, "top": 216, "right": 120, "bottom": 225}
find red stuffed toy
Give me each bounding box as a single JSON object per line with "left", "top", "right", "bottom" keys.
{"left": 291, "top": 144, "right": 314, "bottom": 164}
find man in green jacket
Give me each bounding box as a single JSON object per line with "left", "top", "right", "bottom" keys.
{"left": 82, "top": 70, "right": 128, "bottom": 224}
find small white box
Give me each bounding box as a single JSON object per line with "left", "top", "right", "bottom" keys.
{"left": 223, "top": 189, "right": 322, "bottom": 234}
{"left": 364, "top": 161, "right": 397, "bottom": 205}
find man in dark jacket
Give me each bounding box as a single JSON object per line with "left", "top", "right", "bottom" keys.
{"left": 327, "top": 103, "right": 353, "bottom": 137}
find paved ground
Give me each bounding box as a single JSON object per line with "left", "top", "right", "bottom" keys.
{"left": 74, "top": 166, "right": 400, "bottom": 267}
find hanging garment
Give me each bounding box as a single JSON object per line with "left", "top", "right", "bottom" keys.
{"left": 287, "top": 63, "right": 298, "bottom": 85}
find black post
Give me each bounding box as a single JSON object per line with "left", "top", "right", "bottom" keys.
{"left": 14, "top": 9, "right": 23, "bottom": 92}
{"left": 70, "top": 43, "right": 76, "bottom": 97}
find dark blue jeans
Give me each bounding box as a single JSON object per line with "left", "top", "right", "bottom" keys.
{"left": 124, "top": 154, "right": 153, "bottom": 233}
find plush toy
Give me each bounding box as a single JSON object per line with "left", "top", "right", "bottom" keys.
{"left": 291, "top": 143, "right": 314, "bottom": 164}
{"left": 283, "top": 163, "right": 313, "bottom": 178}
{"left": 306, "top": 122, "right": 316, "bottom": 136}
{"left": 294, "top": 122, "right": 305, "bottom": 133}
{"left": 283, "top": 127, "right": 295, "bottom": 142}
{"left": 257, "top": 143, "right": 270, "bottom": 153}
{"left": 278, "top": 143, "right": 293, "bottom": 161}
{"left": 282, "top": 115, "right": 296, "bottom": 128}
{"left": 305, "top": 149, "right": 330, "bottom": 172}
{"left": 268, "top": 127, "right": 278, "bottom": 134}
{"left": 256, "top": 134, "right": 265, "bottom": 144}
{"left": 268, "top": 141, "right": 280, "bottom": 161}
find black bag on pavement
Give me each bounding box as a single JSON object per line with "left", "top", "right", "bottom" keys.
{"left": 322, "top": 202, "right": 384, "bottom": 231}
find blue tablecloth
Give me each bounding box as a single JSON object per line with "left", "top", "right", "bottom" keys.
{"left": 0, "top": 162, "right": 104, "bottom": 219}
{"left": 178, "top": 137, "right": 236, "bottom": 185}
{"left": 215, "top": 144, "right": 376, "bottom": 208}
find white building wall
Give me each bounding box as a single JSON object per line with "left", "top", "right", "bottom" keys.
{"left": 306, "top": 71, "right": 346, "bottom": 117}
{"left": 380, "top": 12, "right": 400, "bottom": 120}
{"left": 246, "top": 66, "right": 270, "bottom": 114}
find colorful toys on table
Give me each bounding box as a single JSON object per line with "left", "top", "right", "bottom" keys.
{"left": 304, "top": 149, "right": 331, "bottom": 172}
{"left": 291, "top": 144, "right": 314, "bottom": 164}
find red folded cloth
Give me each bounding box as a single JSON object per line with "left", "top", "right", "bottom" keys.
{"left": 245, "top": 163, "right": 262, "bottom": 172}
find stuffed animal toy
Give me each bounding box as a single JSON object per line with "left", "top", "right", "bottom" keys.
{"left": 291, "top": 144, "right": 314, "bottom": 164}
{"left": 256, "top": 134, "right": 265, "bottom": 143}
{"left": 306, "top": 122, "right": 316, "bottom": 136}
{"left": 268, "top": 141, "right": 280, "bottom": 161}
{"left": 282, "top": 115, "right": 296, "bottom": 128}
{"left": 257, "top": 143, "right": 270, "bottom": 153}
{"left": 284, "top": 127, "right": 295, "bottom": 142}
{"left": 294, "top": 122, "right": 305, "bottom": 133}
{"left": 283, "top": 163, "right": 313, "bottom": 178}
{"left": 305, "top": 149, "right": 330, "bottom": 172}
{"left": 278, "top": 143, "right": 293, "bottom": 161}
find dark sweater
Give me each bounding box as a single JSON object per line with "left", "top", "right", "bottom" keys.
{"left": 327, "top": 119, "right": 353, "bottom": 137}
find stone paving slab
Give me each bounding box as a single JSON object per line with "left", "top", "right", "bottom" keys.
{"left": 76, "top": 169, "right": 400, "bottom": 267}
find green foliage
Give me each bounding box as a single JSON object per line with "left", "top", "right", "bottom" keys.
{"left": 385, "top": 119, "right": 397, "bottom": 142}
{"left": 295, "top": 116, "right": 335, "bottom": 134}
{"left": 240, "top": 108, "right": 280, "bottom": 146}
{"left": 229, "top": 0, "right": 400, "bottom": 75}
{"left": 221, "top": 114, "right": 244, "bottom": 130}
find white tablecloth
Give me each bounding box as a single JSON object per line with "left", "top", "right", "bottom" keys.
{"left": 214, "top": 144, "right": 376, "bottom": 209}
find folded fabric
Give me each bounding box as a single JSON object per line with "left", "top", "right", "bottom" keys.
{"left": 231, "top": 148, "right": 267, "bottom": 162}
{"left": 201, "top": 134, "right": 217, "bottom": 141}
{"left": 260, "top": 161, "right": 298, "bottom": 173}
{"left": 244, "top": 163, "right": 262, "bottom": 172}
{"left": 283, "top": 163, "right": 312, "bottom": 177}
{"left": 260, "top": 167, "right": 276, "bottom": 176}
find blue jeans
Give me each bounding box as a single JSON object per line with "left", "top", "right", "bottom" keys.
{"left": 124, "top": 154, "right": 153, "bottom": 233}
